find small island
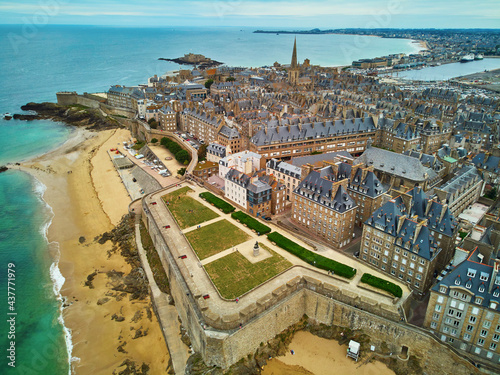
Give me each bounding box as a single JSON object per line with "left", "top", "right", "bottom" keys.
{"left": 158, "top": 53, "right": 223, "bottom": 69}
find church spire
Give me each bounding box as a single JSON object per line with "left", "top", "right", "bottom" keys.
{"left": 291, "top": 37, "right": 298, "bottom": 68}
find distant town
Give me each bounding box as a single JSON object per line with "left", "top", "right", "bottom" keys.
{"left": 50, "top": 29, "right": 500, "bottom": 374}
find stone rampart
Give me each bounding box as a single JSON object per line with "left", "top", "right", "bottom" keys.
{"left": 143, "top": 192, "right": 484, "bottom": 374}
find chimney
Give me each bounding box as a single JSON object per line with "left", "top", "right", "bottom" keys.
{"left": 439, "top": 204, "right": 448, "bottom": 223}
{"left": 400, "top": 193, "right": 413, "bottom": 213}
{"left": 489, "top": 259, "right": 500, "bottom": 293}
{"left": 398, "top": 215, "right": 407, "bottom": 233}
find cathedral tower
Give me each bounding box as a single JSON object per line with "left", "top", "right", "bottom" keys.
{"left": 288, "top": 37, "right": 299, "bottom": 85}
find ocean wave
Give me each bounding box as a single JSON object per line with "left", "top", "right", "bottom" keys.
{"left": 32, "top": 175, "right": 80, "bottom": 375}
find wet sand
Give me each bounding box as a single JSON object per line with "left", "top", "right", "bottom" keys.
{"left": 262, "top": 331, "right": 395, "bottom": 375}
{"left": 20, "top": 128, "right": 170, "bottom": 374}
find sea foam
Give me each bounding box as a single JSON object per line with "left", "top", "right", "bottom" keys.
{"left": 32, "top": 175, "right": 80, "bottom": 375}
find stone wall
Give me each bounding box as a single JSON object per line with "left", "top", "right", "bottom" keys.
{"left": 142, "top": 191, "right": 485, "bottom": 373}
{"left": 56, "top": 91, "right": 101, "bottom": 109}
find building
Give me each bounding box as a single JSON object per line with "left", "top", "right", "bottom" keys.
{"left": 360, "top": 186, "right": 459, "bottom": 294}
{"left": 181, "top": 108, "right": 224, "bottom": 144}
{"left": 424, "top": 247, "right": 500, "bottom": 364}
{"left": 288, "top": 38, "right": 299, "bottom": 85}
{"left": 354, "top": 146, "right": 443, "bottom": 192}
{"left": 250, "top": 117, "right": 377, "bottom": 161}
{"left": 471, "top": 153, "right": 500, "bottom": 184}
{"left": 218, "top": 150, "right": 264, "bottom": 180}
{"left": 291, "top": 167, "right": 357, "bottom": 249}
{"left": 217, "top": 125, "right": 242, "bottom": 154}
{"left": 192, "top": 161, "right": 218, "bottom": 180}
{"left": 224, "top": 169, "right": 285, "bottom": 218}
{"left": 266, "top": 159, "right": 302, "bottom": 202}
{"left": 159, "top": 105, "right": 177, "bottom": 132}
{"left": 433, "top": 165, "right": 484, "bottom": 217}
{"left": 206, "top": 143, "right": 227, "bottom": 163}
{"left": 107, "top": 85, "right": 140, "bottom": 109}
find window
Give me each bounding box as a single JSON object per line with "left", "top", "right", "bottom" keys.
{"left": 467, "top": 325, "right": 474, "bottom": 332}
{"left": 480, "top": 329, "right": 488, "bottom": 337}
{"left": 493, "top": 333, "right": 499, "bottom": 342}
{"left": 474, "top": 347, "right": 481, "bottom": 355}
{"left": 478, "top": 338, "right": 485, "bottom": 346}
{"left": 440, "top": 286, "right": 447, "bottom": 293}
{"left": 433, "top": 312, "right": 440, "bottom": 320}
{"left": 467, "top": 268, "right": 476, "bottom": 278}
{"left": 469, "top": 316, "right": 477, "bottom": 323}
{"left": 430, "top": 322, "right": 437, "bottom": 329}
{"left": 464, "top": 333, "right": 471, "bottom": 341}
{"left": 484, "top": 321, "right": 492, "bottom": 329}
{"left": 490, "top": 343, "right": 497, "bottom": 351}
{"left": 448, "top": 309, "right": 455, "bottom": 316}
{"left": 437, "top": 296, "right": 444, "bottom": 304}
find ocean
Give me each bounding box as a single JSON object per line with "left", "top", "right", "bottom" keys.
{"left": 393, "top": 58, "right": 500, "bottom": 81}
{"left": 0, "top": 25, "right": 420, "bottom": 374}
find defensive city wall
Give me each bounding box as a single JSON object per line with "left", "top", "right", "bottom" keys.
{"left": 141, "top": 192, "right": 483, "bottom": 374}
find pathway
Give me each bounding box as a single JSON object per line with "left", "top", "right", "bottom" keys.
{"left": 134, "top": 218, "right": 189, "bottom": 375}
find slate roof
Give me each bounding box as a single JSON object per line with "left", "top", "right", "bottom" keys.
{"left": 436, "top": 165, "right": 482, "bottom": 203}
{"left": 431, "top": 247, "right": 500, "bottom": 312}
{"left": 471, "top": 153, "right": 500, "bottom": 174}
{"left": 291, "top": 151, "right": 353, "bottom": 167}
{"left": 251, "top": 117, "right": 376, "bottom": 146}
{"left": 266, "top": 159, "right": 301, "bottom": 179}
{"left": 294, "top": 168, "right": 357, "bottom": 214}
{"left": 354, "top": 147, "right": 435, "bottom": 182}
{"left": 349, "top": 168, "right": 385, "bottom": 198}
{"left": 207, "top": 143, "right": 226, "bottom": 158}
{"left": 219, "top": 125, "right": 240, "bottom": 139}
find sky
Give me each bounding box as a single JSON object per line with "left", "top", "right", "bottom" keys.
{"left": 0, "top": 0, "right": 499, "bottom": 28}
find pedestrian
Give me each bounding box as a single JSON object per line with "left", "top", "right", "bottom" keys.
{"left": 235, "top": 298, "right": 239, "bottom": 303}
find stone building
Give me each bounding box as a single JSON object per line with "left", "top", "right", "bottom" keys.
{"left": 192, "top": 161, "right": 218, "bottom": 180}
{"left": 424, "top": 247, "right": 500, "bottom": 365}
{"left": 266, "top": 158, "right": 302, "bottom": 202}
{"left": 250, "top": 117, "right": 377, "bottom": 161}
{"left": 360, "top": 186, "right": 459, "bottom": 294}
{"left": 108, "top": 85, "right": 139, "bottom": 109}
{"left": 218, "top": 150, "right": 264, "bottom": 181}
{"left": 206, "top": 143, "right": 227, "bottom": 163}
{"left": 291, "top": 167, "right": 357, "bottom": 249}
{"left": 217, "top": 124, "right": 242, "bottom": 154}
{"left": 432, "top": 165, "right": 484, "bottom": 217}
{"left": 354, "top": 146, "right": 443, "bottom": 192}
{"left": 181, "top": 108, "right": 224, "bottom": 144}
{"left": 159, "top": 105, "right": 177, "bottom": 131}
{"left": 288, "top": 38, "right": 299, "bottom": 85}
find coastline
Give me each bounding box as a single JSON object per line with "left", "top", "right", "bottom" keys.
{"left": 18, "top": 127, "right": 170, "bottom": 374}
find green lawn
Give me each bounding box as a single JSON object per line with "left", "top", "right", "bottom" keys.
{"left": 162, "top": 187, "right": 219, "bottom": 229}
{"left": 204, "top": 243, "right": 292, "bottom": 299}
{"left": 185, "top": 219, "right": 250, "bottom": 260}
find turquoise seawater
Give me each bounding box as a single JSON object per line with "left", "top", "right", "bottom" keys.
{"left": 0, "top": 25, "right": 420, "bottom": 374}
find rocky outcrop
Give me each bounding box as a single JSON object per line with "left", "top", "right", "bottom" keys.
{"left": 14, "top": 102, "right": 123, "bottom": 131}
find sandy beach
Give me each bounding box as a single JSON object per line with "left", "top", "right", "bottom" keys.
{"left": 20, "top": 127, "right": 170, "bottom": 374}
{"left": 262, "top": 331, "right": 396, "bottom": 375}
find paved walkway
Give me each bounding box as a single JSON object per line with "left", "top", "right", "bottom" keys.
{"left": 134, "top": 219, "right": 189, "bottom": 375}
{"left": 145, "top": 182, "right": 410, "bottom": 322}
{"left": 182, "top": 216, "right": 225, "bottom": 234}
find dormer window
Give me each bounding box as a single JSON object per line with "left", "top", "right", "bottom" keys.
{"left": 478, "top": 285, "right": 485, "bottom": 293}
{"left": 493, "top": 290, "right": 500, "bottom": 298}
{"left": 466, "top": 281, "right": 472, "bottom": 289}
{"left": 455, "top": 278, "right": 461, "bottom": 286}
{"left": 467, "top": 268, "right": 477, "bottom": 278}
{"left": 480, "top": 272, "right": 489, "bottom": 282}
{"left": 475, "top": 297, "right": 483, "bottom": 305}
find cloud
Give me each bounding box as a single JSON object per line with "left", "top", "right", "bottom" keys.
{"left": 0, "top": 0, "right": 498, "bottom": 26}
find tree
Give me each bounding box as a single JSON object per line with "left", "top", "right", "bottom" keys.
{"left": 205, "top": 79, "right": 214, "bottom": 89}
{"left": 177, "top": 167, "right": 186, "bottom": 176}
{"left": 175, "top": 149, "right": 191, "bottom": 164}
{"left": 226, "top": 77, "right": 235, "bottom": 82}
{"left": 147, "top": 118, "right": 158, "bottom": 129}
{"left": 198, "top": 144, "right": 208, "bottom": 161}
{"left": 151, "top": 138, "right": 158, "bottom": 144}
{"left": 485, "top": 186, "right": 498, "bottom": 200}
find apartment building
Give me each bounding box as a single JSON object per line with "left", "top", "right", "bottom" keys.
{"left": 217, "top": 125, "right": 242, "bottom": 154}
{"left": 433, "top": 165, "right": 484, "bottom": 217}
{"left": 424, "top": 248, "right": 500, "bottom": 365}
{"left": 291, "top": 168, "right": 357, "bottom": 249}
{"left": 249, "top": 117, "right": 377, "bottom": 161}
{"left": 181, "top": 108, "right": 224, "bottom": 144}
{"left": 360, "top": 186, "right": 459, "bottom": 294}
{"left": 266, "top": 159, "right": 302, "bottom": 202}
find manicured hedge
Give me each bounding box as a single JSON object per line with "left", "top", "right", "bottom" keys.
{"left": 361, "top": 273, "right": 402, "bottom": 298}
{"left": 160, "top": 137, "right": 191, "bottom": 164}
{"left": 267, "top": 232, "right": 356, "bottom": 279}
{"left": 231, "top": 211, "right": 271, "bottom": 235}
{"left": 199, "top": 192, "right": 235, "bottom": 214}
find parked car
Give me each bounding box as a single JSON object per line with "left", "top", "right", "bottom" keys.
{"left": 264, "top": 217, "right": 272, "bottom": 221}
{"left": 353, "top": 251, "right": 360, "bottom": 258}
